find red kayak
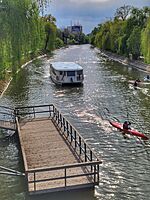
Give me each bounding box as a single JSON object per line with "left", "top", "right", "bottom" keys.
{"left": 110, "top": 121, "right": 149, "bottom": 140}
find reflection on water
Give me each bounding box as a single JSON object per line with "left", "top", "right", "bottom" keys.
{"left": 0, "top": 45, "right": 150, "bottom": 199}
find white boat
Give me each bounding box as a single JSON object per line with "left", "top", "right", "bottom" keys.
{"left": 50, "top": 62, "right": 84, "bottom": 85}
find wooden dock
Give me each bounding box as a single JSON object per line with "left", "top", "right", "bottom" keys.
{"left": 14, "top": 105, "right": 102, "bottom": 194}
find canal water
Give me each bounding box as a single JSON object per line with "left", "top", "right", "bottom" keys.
{"left": 0, "top": 44, "right": 150, "bottom": 200}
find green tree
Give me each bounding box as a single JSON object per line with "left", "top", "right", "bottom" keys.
{"left": 141, "top": 18, "right": 150, "bottom": 63}
{"left": 115, "top": 5, "right": 132, "bottom": 21}
{"left": 127, "top": 27, "right": 141, "bottom": 59}
{"left": 0, "top": 0, "right": 46, "bottom": 76}
{"left": 95, "top": 21, "right": 111, "bottom": 50}
{"left": 55, "top": 37, "right": 64, "bottom": 48}
{"left": 91, "top": 5, "right": 150, "bottom": 62}
{"left": 42, "top": 14, "right": 56, "bottom": 51}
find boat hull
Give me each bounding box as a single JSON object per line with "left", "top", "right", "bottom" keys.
{"left": 50, "top": 62, "right": 84, "bottom": 86}
{"left": 50, "top": 76, "right": 83, "bottom": 86}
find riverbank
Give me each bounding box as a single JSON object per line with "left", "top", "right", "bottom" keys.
{"left": 0, "top": 54, "right": 46, "bottom": 98}
{"left": 100, "top": 50, "right": 150, "bottom": 72}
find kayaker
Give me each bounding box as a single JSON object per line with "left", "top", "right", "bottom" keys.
{"left": 133, "top": 80, "right": 138, "bottom": 87}
{"left": 147, "top": 75, "right": 150, "bottom": 79}
{"left": 123, "top": 121, "right": 131, "bottom": 130}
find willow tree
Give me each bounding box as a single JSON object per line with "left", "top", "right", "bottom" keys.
{"left": 43, "top": 14, "right": 56, "bottom": 51}
{"left": 127, "top": 26, "right": 141, "bottom": 59}
{"left": 0, "top": 0, "right": 52, "bottom": 77}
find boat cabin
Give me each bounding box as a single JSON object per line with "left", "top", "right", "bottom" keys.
{"left": 50, "top": 62, "right": 84, "bottom": 85}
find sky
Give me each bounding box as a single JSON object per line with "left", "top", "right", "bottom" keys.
{"left": 46, "top": 0, "right": 150, "bottom": 34}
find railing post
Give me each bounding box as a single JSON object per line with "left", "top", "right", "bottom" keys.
{"left": 55, "top": 110, "right": 58, "bottom": 122}
{"left": 54, "top": 108, "right": 56, "bottom": 121}
{"left": 34, "top": 172, "right": 36, "bottom": 191}
{"left": 63, "top": 118, "right": 66, "bottom": 133}
{"left": 97, "top": 164, "right": 99, "bottom": 183}
{"left": 33, "top": 107, "right": 35, "bottom": 118}
{"left": 70, "top": 126, "right": 73, "bottom": 143}
{"left": 49, "top": 105, "right": 51, "bottom": 117}
{"left": 26, "top": 172, "right": 29, "bottom": 193}
{"left": 90, "top": 150, "right": 93, "bottom": 171}
{"left": 66, "top": 121, "right": 69, "bottom": 137}
{"left": 94, "top": 165, "right": 96, "bottom": 183}
{"left": 57, "top": 111, "right": 59, "bottom": 124}
{"left": 74, "top": 130, "right": 77, "bottom": 149}
{"left": 65, "top": 168, "right": 67, "bottom": 187}
{"left": 60, "top": 114, "right": 62, "bottom": 127}
{"left": 52, "top": 105, "right": 54, "bottom": 118}
{"left": 79, "top": 136, "right": 82, "bottom": 155}
{"left": 84, "top": 143, "right": 87, "bottom": 162}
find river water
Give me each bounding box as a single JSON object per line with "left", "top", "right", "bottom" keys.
{"left": 0, "top": 44, "right": 150, "bottom": 200}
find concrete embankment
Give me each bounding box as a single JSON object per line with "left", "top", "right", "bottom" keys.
{"left": 101, "top": 50, "right": 150, "bottom": 73}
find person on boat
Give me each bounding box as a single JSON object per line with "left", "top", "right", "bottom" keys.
{"left": 133, "top": 80, "right": 138, "bottom": 87}
{"left": 146, "top": 75, "right": 150, "bottom": 79}
{"left": 123, "top": 121, "right": 131, "bottom": 130}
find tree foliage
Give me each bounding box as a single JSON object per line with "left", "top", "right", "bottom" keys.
{"left": 91, "top": 5, "right": 150, "bottom": 63}
{"left": 141, "top": 18, "right": 150, "bottom": 63}
{"left": 115, "top": 5, "right": 132, "bottom": 21}
{"left": 0, "top": 0, "right": 58, "bottom": 78}
{"left": 127, "top": 27, "right": 141, "bottom": 59}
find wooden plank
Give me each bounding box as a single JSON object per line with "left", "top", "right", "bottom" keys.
{"left": 18, "top": 118, "right": 96, "bottom": 193}
{"left": 19, "top": 118, "right": 81, "bottom": 169}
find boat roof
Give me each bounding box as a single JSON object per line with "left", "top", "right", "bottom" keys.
{"left": 50, "top": 62, "right": 83, "bottom": 71}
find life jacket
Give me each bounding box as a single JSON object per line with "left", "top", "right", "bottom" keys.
{"left": 123, "top": 123, "right": 128, "bottom": 130}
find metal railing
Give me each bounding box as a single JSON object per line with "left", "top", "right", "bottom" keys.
{"left": 26, "top": 161, "right": 100, "bottom": 192}
{"left": 15, "top": 104, "right": 55, "bottom": 119}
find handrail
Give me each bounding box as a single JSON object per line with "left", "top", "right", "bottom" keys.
{"left": 52, "top": 105, "right": 100, "bottom": 162}
{"left": 26, "top": 161, "right": 101, "bottom": 173}
{"left": 15, "top": 104, "right": 54, "bottom": 110}
{"left": 26, "top": 161, "right": 100, "bottom": 191}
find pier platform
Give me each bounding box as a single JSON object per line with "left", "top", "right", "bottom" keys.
{"left": 14, "top": 105, "right": 101, "bottom": 194}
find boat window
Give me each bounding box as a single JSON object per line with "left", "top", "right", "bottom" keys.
{"left": 77, "top": 70, "right": 83, "bottom": 75}
{"left": 67, "top": 71, "right": 75, "bottom": 76}
{"left": 60, "top": 71, "right": 63, "bottom": 75}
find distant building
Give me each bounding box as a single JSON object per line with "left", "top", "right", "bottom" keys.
{"left": 67, "top": 24, "right": 82, "bottom": 34}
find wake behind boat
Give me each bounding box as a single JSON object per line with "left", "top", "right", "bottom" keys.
{"left": 110, "top": 121, "right": 149, "bottom": 140}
